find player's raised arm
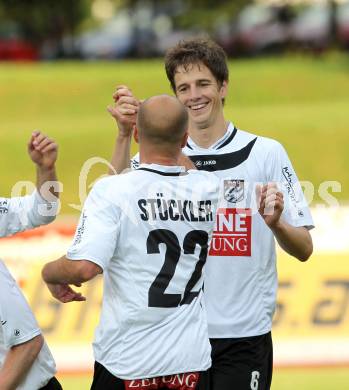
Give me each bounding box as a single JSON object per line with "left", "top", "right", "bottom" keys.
{"left": 107, "top": 85, "right": 140, "bottom": 174}
{"left": 0, "top": 335, "right": 43, "bottom": 390}
{"left": 0, "top": 132, "right": 59, "bottom": 236}
{"left": 28, "top": 131, "right": 59, "bottom": 201}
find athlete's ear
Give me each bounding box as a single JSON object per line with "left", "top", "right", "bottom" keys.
{"left": 220, "top": 80, "right": 228, "bottom": 99}
{"left": 133, "top": 125, "right": 139, "bottom": 144}
{"left": 181, "top": 131, "right": 189, "bottom": 149}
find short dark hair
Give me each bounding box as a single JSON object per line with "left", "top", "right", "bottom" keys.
{"left": 165, "top": 37, "right": 229, "bottom": 92}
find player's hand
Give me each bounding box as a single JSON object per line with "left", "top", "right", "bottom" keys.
{"left": 46, "top": 282, "right": 86, "bottom": 303}
{"left": 256, "top": 183, "right": 284, "bottom": 229}
{"left": 107, "top": 85, "right": 140, "bottom": 138}
{"left": 28, "top": 131, "right": 58, "bottom": 170}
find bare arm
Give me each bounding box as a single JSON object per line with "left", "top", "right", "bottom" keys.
{"left": 271, "top": 222, "right": 312, "bottom": 261}
{"left": 107, "top": 86, "right": 140, "bottom": 174}
{"left": 258, "top": 183, "right": 313, "bottom": 261}
{"left": 109, "top": 134, "right": 133, "bottom": 174}
{"left": 28, "top": 131, "right": 59, "bottom": 201}
{"left": 42, "top": 255, "right": 102, "bottom": 303}
{"left": 0, "top": 335, "right": 43, "bottom": 390}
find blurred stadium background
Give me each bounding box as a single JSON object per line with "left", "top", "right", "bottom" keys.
{"left": 1, "top": 0, "right": 349, "bottom": 389}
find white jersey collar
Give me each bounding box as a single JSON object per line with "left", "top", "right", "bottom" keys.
{"left": 186, "top": 122, "right": 236, "bottom": 151}
{"left": 138, "top": 163, "right": 186, "bottom": 175}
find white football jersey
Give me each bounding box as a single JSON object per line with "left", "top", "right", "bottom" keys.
{"left": 131, "top": 124, "right": 314, "bottom": 338}
{"left": 67, "top": 164, "right": 220, "bottom": 379}
{"left": 183, "top": 123, "right": 314, "bottom": 338}
{"left": 0, "top": 191, "right": 57, "bottom": 238}
{"left": 0, "top": 260, "right": 56, "bottom": 390}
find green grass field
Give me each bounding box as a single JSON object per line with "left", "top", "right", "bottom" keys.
{"left": 1, "top": 54, "right": 349, "bottom": 213}
{"left": 57, "top": 367, "right": 349, "bottom": 389}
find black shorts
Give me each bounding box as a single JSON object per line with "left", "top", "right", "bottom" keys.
{"left": 91, "top": 361, "right": 204, "bottom": 390}
{"left": 39, "top": 376, "right": 62, "bottom": 390}
{"left": 198, "top": 332, "right": 273, "bottom": 390}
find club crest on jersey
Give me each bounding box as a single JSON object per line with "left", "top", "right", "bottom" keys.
{"left": 224, "top": 180, "right": 244, "bottom": 203}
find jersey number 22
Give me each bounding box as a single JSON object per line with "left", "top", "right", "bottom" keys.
{"left": 147, "top": 229, "right": 208, "bottom": 308}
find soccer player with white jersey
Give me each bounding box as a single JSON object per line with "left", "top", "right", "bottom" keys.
{"left": 107, "top": 38, "right": 314, "bottom": 390}
{"left": 42, "top": 95, "right": 221, "bottom": 390}
{"left": 0, "top": 132, "right": 61, "bottom": 390}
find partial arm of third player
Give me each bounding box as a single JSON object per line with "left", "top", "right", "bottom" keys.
{"left": 28, "top": 131, "right": 59, "bottom": 201}
{"left": 0, "top": 335, "right": 43, "bottom": 390}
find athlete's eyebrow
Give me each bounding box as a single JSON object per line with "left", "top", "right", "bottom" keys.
{"left": 176, "top": 78, "right": 212, "bottom": 90}
{"left": 197, "top": 78, "right": 212, "bottom": 83}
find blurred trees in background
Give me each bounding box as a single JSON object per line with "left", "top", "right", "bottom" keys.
{"left": 0, "top": 0, "right": 249, "bottom": 38}
{"left": 0, "top": 0, "right": 91, "bottom": 56}
{"left": 0, "top": 0, "right": 346, "bottom": 59}
{"left": 0, "top": 0, "right": 250, "bottom": 58}
{"left": 119, "top": 0, "right": 250, "bottom": 31}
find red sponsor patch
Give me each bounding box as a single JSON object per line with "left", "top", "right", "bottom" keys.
{"left": 124, "top": 372, "right": 199, "bottom": 389}
{"left": 209, "top": 208, "right": 252, "bottom": 257}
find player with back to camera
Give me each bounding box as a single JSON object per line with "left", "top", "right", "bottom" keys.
{"left": 0, "top": 131, "right": 62, "bottom": 390}
{"left": 42, "top": 95, "right": 221, "bottom": 390}
{"left": 107, "top": 38, "right": 314, "bottom": 390}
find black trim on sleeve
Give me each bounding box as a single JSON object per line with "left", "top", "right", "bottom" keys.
{"left": 189, "top": 137, "right": 257, "bottom": 172}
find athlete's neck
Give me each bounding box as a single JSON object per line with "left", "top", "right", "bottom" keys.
{"left": 140, "top": 153, "right": 181, "bottom": 167}
{"left": 189, "top": 116, "right": 229, "bottom": 149}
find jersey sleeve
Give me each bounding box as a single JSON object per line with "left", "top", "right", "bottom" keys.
{"left": 0, "top": 262, "right": 41, "bottom": 349}
{"left": 0, "top": 191, "right": 58, "bottom": 238}
{"left": 66, "top": 179, "right": 122, "bottom": 270}
{"left": 266, "top": 141, "right": 314, "bottom": 229}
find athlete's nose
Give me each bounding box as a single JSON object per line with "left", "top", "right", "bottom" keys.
{"left": 189, "top": 85, "right": 201, "bottom": 100}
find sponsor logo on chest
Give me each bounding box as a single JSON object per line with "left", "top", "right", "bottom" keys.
{"left": 209, "top": 208, "right": 252, "bottom": 257}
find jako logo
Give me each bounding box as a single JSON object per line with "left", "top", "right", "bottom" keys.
{"left": 195, "top": 160, "right": 216, "bottom": 167}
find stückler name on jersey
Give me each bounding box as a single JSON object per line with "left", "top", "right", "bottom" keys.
{"left": 138, "top": 197, "right": 213, "bottom": 222}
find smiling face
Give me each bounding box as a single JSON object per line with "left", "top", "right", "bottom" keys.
{"left": 174, "top": 62, "right": 227, "bottom": 131}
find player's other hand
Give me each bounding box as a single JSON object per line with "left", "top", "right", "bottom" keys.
{"left": 107, "top": 85, "right": 140, "bottom": 138}
{"left": 28, "top": 131, "right": 58, "bottom": 170}
{"left": 256, "top": 182, "right": 284, "bottom": 229}
{"left": 46, "top": 282, "right": 86, "bottom": 303}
